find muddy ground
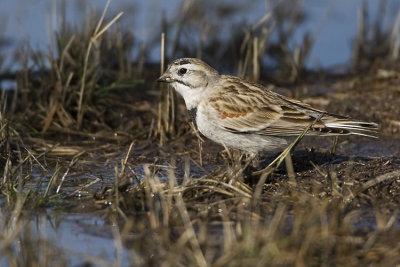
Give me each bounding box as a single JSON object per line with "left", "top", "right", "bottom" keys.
{"left": 1, "top": 65, "right": 400, "bottom": 266}
{"left": 38, "top": 66, "right": 400, "bottom": 216}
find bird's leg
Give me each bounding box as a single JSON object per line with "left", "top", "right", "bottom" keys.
{"left": 330, "top": 136, "right": 339, "bottom": 155}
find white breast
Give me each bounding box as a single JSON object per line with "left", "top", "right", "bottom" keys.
{"left": 195, "top": 102, "right": 290, "bottom": 155}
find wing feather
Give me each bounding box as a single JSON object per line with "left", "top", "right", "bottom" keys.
{"left": 208, "top": 76, "right": 334, "bottom": 136}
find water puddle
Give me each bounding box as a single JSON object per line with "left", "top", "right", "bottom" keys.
{"left": 0, "top": 211, "right": 133, "bottom": 266}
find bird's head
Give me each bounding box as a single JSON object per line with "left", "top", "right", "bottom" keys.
{"left": 157, "top": 58, "right": 219, "bottom": 109}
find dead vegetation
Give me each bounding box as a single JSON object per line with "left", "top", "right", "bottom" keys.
{"left": 0, "top": 0, "right": 400, "bottom": 266}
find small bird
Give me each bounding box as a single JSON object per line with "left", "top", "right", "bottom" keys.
{"left": 157, "top": 58, "right": 378, "bottom": 156}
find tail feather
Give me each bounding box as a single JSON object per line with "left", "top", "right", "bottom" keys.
{"left": 325, "top": 120, "right": 378, "bottom": 138}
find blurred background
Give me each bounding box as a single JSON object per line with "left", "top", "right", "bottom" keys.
{"left": 1, "top": 0, "right": 399, "bottom": 75}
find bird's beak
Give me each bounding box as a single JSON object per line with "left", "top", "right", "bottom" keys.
{"left": 157, "top": 73, "right": 173, "bottom": 83}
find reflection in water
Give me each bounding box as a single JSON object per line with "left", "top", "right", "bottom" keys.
{"left": 0, "top": 211, "right": 131, "bottom": 266}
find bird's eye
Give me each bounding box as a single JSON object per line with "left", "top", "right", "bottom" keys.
{"left": 178, "top": 68, "right": 187, "bottom": 75}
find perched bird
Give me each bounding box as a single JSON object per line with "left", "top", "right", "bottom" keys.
{"left": 157, "top": 58, "right": 378, "bottom": 156}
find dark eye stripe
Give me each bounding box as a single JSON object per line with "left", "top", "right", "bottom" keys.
{"left": 178, "top": 60, "right": 190, "bottom": 65}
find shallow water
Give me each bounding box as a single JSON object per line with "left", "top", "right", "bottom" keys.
{"left": 0, "top": 211, "right": 132, "bottom": 266}
{"left": 1, "top": 134, "right": 399, "bottom": 265}
{"left": 1, "top": 0, "right": 398, "bottom": 74}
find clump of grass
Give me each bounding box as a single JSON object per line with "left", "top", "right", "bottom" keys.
{"left": 97, "top": 153, "right": 400, "bottom": 266}
{"left": 10, "top": 1, "right": 133, "bottom": 136}
{"left": 76, "top": 1, "right": 123, "bottom": 128}
{"left": 158, "top": 0, "right": 317, "bottom": 86}
{"left": 352, "top": 0, "right": 400, "bottom": 70}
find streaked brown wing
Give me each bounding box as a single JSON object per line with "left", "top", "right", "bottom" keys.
{"left": 209, "top": 76, "right": 328, "bottom": 135}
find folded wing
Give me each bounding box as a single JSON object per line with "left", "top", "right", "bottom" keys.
{"left": 208, "top": 76, "right": 378, "bottom": 137}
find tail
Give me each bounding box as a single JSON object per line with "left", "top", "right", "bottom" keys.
{"left": 324, "top": 120, "right": 379, "bottom": 138}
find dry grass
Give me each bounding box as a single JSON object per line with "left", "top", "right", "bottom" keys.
{"left": 0, "top": 0, "right": 400, "bottom": 266}
{"left": 352, "top": 0, "right": 400, "bottom": 70}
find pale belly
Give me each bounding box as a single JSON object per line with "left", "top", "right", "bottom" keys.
{"left": 194, "top": 106, "right": 291, "bottom": 155}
